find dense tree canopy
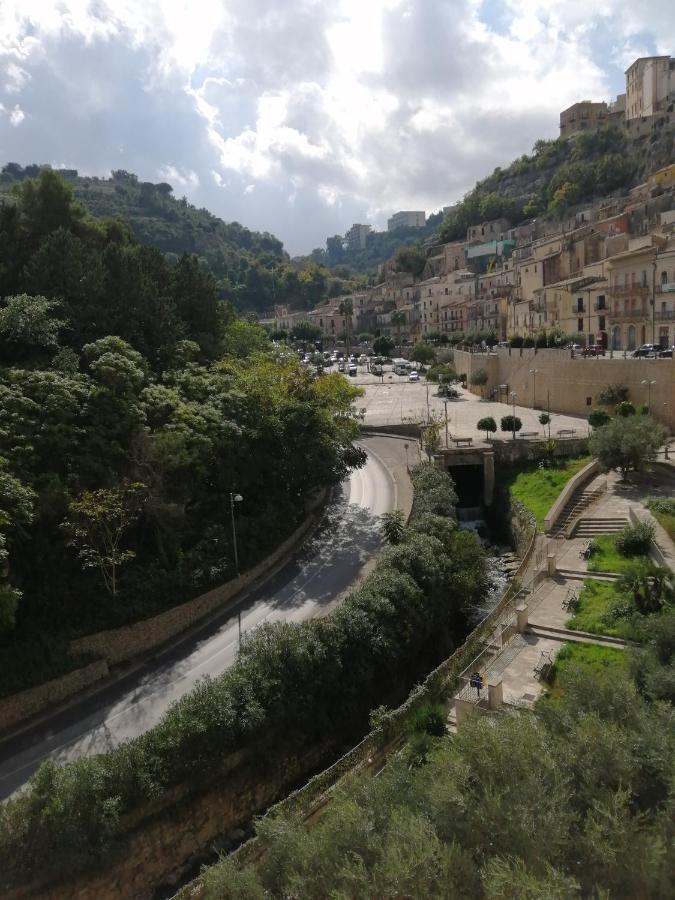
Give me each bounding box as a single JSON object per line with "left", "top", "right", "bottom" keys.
{"left": 0, "top": 170, "right": 367, "bottom": 696}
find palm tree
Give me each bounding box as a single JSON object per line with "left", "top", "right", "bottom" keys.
{"left": 338, "top": 298, "right": 354, "bottom": 358}
{"left": 391, "top": 309, "right": 406, "bottom": 356}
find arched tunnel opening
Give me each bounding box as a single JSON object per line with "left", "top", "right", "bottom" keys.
{"left": 446, "top": 464, "right": 485, "bottom": 522}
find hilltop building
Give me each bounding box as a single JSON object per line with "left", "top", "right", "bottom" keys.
{"left": 387, "top": 210, "right": 426, "bottom": 231}
{"left": 345, "top": 223, "right": 370, "bottom": 250}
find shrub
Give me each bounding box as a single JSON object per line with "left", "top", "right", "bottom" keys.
{"left": 501, "top": 415, "right": 522, "bottom": 435}
{"left": 615, "top": 401, "right": 635, "bottom": 417}
{"left": 599, "top": 384, "right": 629, "bottom": 407}
{"left": 509, "top": 335, "right": 524, "bottom": 348}
{"left": 616, "top": 521, "right": 655, "bottom": 557}
{"left": 588, "top": 408, "right": 610, "bottom": 429}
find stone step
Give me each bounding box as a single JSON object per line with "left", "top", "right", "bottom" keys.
{"left": 556, "top": 568, "right": 621, "bottom": 581}
{"left": 527, "top": 623, "right": 627, "bottom": 649}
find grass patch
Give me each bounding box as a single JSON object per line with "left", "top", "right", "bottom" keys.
{"left": 652, "top": 510, "right": 675, "bottom": 544}
{"left": 543, "top": 641, "right": 626, "bottom": 702}
{"left": 587, "top": 534, "right": 643, "bottom": 575}
{"left": 567, "top": 579, "right": 641, "bottom": 642}
{"left": 498, "top": 456, "right": 591, "bottom": 527}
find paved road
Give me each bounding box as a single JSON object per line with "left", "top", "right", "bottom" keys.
{"left": 0, "top": 439, "right": 396, "bottom": 800}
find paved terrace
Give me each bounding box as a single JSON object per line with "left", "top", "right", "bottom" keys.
{"left": 351, "top": 370, "right": 588, "bottom": 437}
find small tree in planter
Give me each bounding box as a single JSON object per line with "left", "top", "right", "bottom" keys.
{"left": 538, "top": 412, "right": 551, "bottom": 438}
{"left": 501, "top": 415, "right": 522, "bottom": 439}
{"left": 616, "top": 401, "right": 636, "bottom": 417}
{"left": 477, "top": 416, "right": 497, "bottom": 441}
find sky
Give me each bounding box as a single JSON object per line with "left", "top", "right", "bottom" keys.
{"left": 1, "top": 1, "right": 673, "bottom": 255}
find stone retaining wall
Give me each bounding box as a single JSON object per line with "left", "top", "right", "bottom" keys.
{"left": 0, "top": 660, "right": 109, "bottom": 734}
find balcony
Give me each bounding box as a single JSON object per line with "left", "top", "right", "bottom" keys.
{"left": 656, "top": 282, "right": 675, "bottom": 294}
{"left": 608, "top": 309, "right": 648, "bottom": 322}
{"left": 655, "top": 309, "right": 675, "bottom": 320}
{"left": 610, "top": 284, "right": 650, "bottom": 297}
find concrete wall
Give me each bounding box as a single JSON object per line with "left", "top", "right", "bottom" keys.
{"left": 454, "top": 348, "right": 675, "bottom": 430}
{"left": 70, "top": 494, "right": 326, "bottom": 667}
{"left": 0, "top": 661, "right": 109, "bottom": 735}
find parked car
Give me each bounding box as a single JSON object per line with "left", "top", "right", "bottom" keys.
{"left": 348, "top": 364, "right": 357, "bottom": 377}
{"left": 632, "top": 344, "right": 658, "bottom": 358}
{"left": 371, "top": 364, "right": 383, "bottom": 376}
{"left": 358, "top": 354, "right": 367, "bottom": 364}
{"left": 582, "top": 344, "right": 605, "bottom": 357}
{"left": 658, "top": 347, "right": 673, "bottom": 358}
{"left": 408, "top": 371, "right": 420, "bottom": 382}
{"left": 338, "top": 361, "right": 345, "bottom": 372}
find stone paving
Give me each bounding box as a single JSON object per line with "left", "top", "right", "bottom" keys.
{"left": 351, "top": 368, "right": 588, "bottom": 438}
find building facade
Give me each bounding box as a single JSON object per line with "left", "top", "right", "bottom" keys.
{"left": 387, "top": 210, "right": 426, "bottom": 231}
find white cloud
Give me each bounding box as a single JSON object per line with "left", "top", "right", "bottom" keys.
{"left": 0, "top": 0, "right": 673, "bottom": 253}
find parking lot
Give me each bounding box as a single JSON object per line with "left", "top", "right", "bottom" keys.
{"left": 344, "top": 366, "right": 588, "bottom": 440}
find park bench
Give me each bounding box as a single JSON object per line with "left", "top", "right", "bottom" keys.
{"left": 556, "top": 428, "right": 576, "bottom": 437}
{"left": 452, "top": 437, "right": 473, "bottom": 447}
{"left": 534, "top": 650, "right": 553, "bottom": 680}
{"left": 561, "top": 587, "right": 579, "bottom": 611}
{"left": 518, "top": 431, "right": 539, "bottom": 439}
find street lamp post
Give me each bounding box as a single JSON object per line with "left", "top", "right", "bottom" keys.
{"left": 229, "top": 492, "right": 243, "bottom": 577}
{"left": 651, "top": 258, "right": 657, "bottom": 347}
{"left": 529, "top": 368, "right": 538, "bottom": 409}
{"left": 510, "top": 391, "right": 517, "bottom": 441}
{"left": 641, "top": 379, "right": 656, "bottom": 414}
{"left": 443, "top": 399, "right": 449, "bottom": 447}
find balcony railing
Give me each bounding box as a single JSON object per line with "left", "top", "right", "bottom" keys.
{"left": 610, "top": 285, "right": 650, "bottom": 297}
{"left": 655, "top": 309, "right": 675, "bottom": 320}
{"left": 608, "top": 309, "right": 649, "bottom": 322}
{"left": 656, "top": 282, "right": 675, "bottom": 294}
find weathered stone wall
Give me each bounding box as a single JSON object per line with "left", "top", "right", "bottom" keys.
{"left": 70, "top": 493, "right": 326, "bottom": 667}
{"left": 454, "top": 348, "right": 675, "bottom": 430}
{"left": 0, "top": 660, "right": 109, "bottom": 734}
{"left": 4, "top": 741, "right": 333, "bottom": 900}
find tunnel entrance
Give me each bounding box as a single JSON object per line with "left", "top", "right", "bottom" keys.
{"left": 446, "top": 464, "right": 485, "bottom": 522}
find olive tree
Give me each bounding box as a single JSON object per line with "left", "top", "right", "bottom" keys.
{"left": 589, "top": 415, "right": 668, "bottom": 479}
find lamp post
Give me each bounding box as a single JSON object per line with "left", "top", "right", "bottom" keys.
{"left": 641, "top": 379, "right": 656, "bottom": 414}
{"left": 443, "top": 399, "right": 449, "bottom": 447}
{"left": 229, "top": 492, "right": 243, "bottom": 577}
{"left": 651, "top": 257, "right": 657, "bottom": 347}
{"left": 404, "top": 442, "right": 410, "bottom": 472}
{"left": 529, "top": 368, "right": 538, "bottom": 409}
{"left": 510, "top": 391, "right": 517, "bottom": 440}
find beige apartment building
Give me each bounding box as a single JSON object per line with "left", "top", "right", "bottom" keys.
{"left": 626, "top": 56, "right": 673, "bottom": 120}
{"left": 559, "top": 101, "right": 609, "bottom": 139}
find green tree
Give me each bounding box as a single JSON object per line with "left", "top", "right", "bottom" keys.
{"left": 289, "top": 320, "right": 321, "bottom": 343}
{"left": 373, "top": 335, "right": 395, "bottom": 357}
{"left": 477, "top": 417, "right": 497, "bottom": 440}
{"left": 598, "top": 384, "right": 629, "bottom": 407}
{"left": 410, "top": 343, "right": 436, "bottom": 365}
{"left": 394, "top": 244, "right": 426, "bottom": 278}
{"left": 421, "top": 420, "right": 442, "bottom": 460}
{"left": 538, "top": 412, "right": 551, "bottom": 438}
{"left": 62, "top": 482, "right": 147, "bottom": 597}
{"left": 470, "top": 368, "right": 488, "bottom": 397}
{"left": 588, "top": 408, "right": 610, "bottom": 429}
{"left": 0, "top": 294, "right": 64, "bottom": 364}
{"left": 615, "top": 401, "right": 635, "bottom": 417}
{"left": 381, "top": 509, "right": 405, "bottom": 544}
{"left": 501, "top": 415, "right": 522, "bottom": 438}
{"left": 589, "top": 415, "right": 668, "bottom": 479}
{"left": 390, "top": 310, "right": 407, "bottom": 355}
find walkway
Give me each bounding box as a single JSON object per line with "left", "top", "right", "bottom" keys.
{"left": 451, "top": 462, "right": 675, "bottom": 723}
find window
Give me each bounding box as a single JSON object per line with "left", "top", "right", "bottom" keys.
{"left": 599, "top": 316, "right": 606, "bottom": 331}
{"left": 597, "top": 294, "right": 606, "bottom": 310}
{"left": 578, "top": 318, "right": 584, "bottom": 332}
{"left": 577, "top": 297, "right": 584, "bottom": 313}
{"left": 586, "top": 397, "right": 592, "bottom": 406}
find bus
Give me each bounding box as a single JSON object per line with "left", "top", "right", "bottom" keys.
{"left": 392, "top": 358, "right": 411, "bottom": 376}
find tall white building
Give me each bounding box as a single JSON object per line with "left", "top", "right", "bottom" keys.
{"left": 345, "top": 223, "right": 371, "bottom": 250}
{"left": 387, "top": 210, "right": 426, "bottom": 231}
{"left": 625, "top": 56, "right": 674, "bottom": 119}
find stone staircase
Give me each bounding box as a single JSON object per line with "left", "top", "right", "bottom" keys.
{"left": 572, "top": 516, "right": 628, "bottom": 537}
{"left": 550, "top": 488, "right": 605, "bottom": 536}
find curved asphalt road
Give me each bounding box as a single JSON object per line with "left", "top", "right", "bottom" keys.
{"left": 0, "top": 440, "right": 396, "bottom": 800}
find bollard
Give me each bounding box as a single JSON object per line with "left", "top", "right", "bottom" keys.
{"left": 516, "top": 603, "right": 529, "bottom": 633}
{"left": 547, "top": 553, "right": 557, "bottom": 576}
{"left": 487, "top": 677, "right": 503, "bottom": 710}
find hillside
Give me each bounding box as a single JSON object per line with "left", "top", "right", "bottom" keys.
{"left": 439, "top": 122, "right": 674, "bottom": 241}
